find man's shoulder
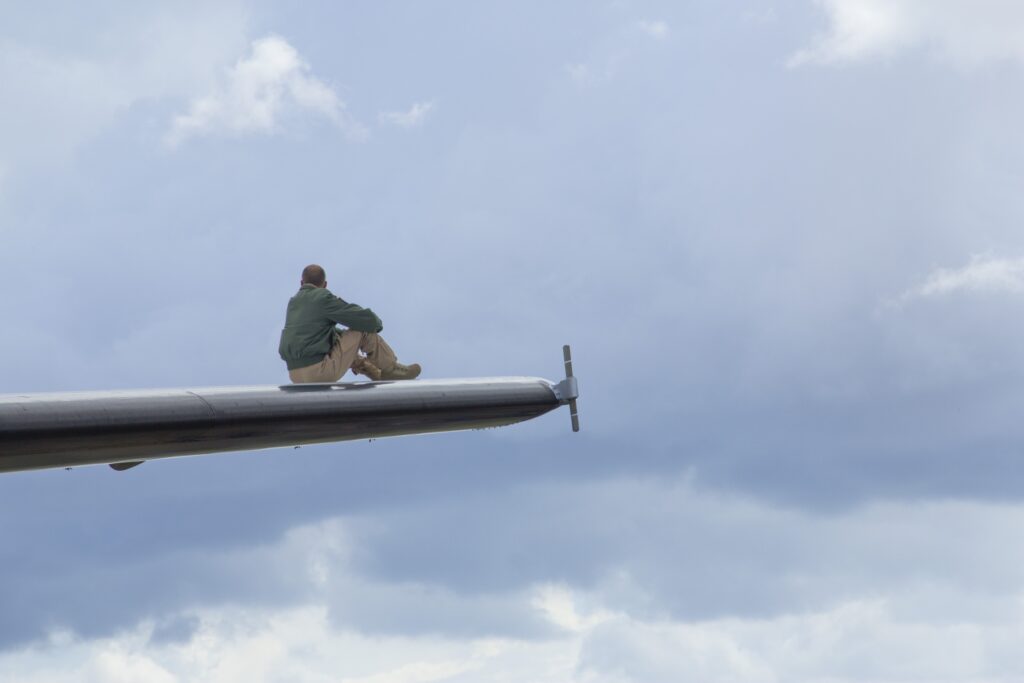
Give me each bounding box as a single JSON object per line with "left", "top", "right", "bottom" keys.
{"left": 292, "top": 285, "right": 330, "bottom": 299}
{"left": 290, "top": 287, "right": 345, "bottom": 312}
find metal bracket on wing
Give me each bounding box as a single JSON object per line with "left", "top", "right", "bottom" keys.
{"left": 552, "top": 344, "right": 580, "bottom": 432}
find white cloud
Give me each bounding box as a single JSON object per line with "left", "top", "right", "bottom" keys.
{"left": 896, "top": 254, "right": 1024, "bottom": 304}
{"left": 566, "top": 62, "right": 600, "bottom": 86}
{"left": 0, "top": 42, "right": 136, "bottom": 170}
{"left": 0, "top": 607, "right": 487, "bottom": 683}
{"left": 636, "top": 20, "right": 670, "bottom": 40}
{"left": 531, "top": 584, "right": 614, "bottom": 633}
{"left": 86, "top": 648, "right": 178, "bottom": 683}
{"left": 791, "top": 0, "right": 1024, "bottom": 67}
{"left": 8, "top": 573, "right": 1024, "bottom": 683}
{"left": 166, "top": 36, "right": 366, "bottom": 147}
{"left": 575, "top": 598, "right": 1024, "bottom": 683}
{"left": 565, "top": 57, "right": 626, "bottom": 87}
{"left": 0, "top": 5, "right": 250, "bottom": 174}
{"left": 565, "top": 19, "right": 666, "bottom": 89}
{"left": 378, "top": 100, "right": 436, "bottom": 129}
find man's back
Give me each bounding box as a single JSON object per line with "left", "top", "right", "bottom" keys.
{"left": 278, "top": 284, "right": 382, "bottom": 371}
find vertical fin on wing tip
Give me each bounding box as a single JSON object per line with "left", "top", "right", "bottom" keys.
{"left": 562, "top": 345, "right": 580, "bottom": 433}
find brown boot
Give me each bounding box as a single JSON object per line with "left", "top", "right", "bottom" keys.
{"left": 380, "top": 362, "right": 421, "bottom": 380}
{"left": 351, "top": 357, "right": 382, "bottom": 381}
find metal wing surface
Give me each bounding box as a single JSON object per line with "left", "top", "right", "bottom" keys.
{"left": 0, "top": 375, "right": 579, "bottom": 474}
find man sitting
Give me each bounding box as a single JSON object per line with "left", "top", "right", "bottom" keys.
{"left": 278, "top": 264, "right": 421, "bottom": 383}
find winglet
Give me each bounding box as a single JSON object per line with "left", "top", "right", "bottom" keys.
{"left": 552, "top": 345, "right": 580, "bottom": 432}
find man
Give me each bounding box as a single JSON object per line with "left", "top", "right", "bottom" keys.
{"left": 278, "top": 264, "right": 421, "bottom": 383}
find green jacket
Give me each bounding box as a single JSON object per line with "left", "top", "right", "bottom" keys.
{"left": 278, "top": 284, "right": 383, "bottom": 370}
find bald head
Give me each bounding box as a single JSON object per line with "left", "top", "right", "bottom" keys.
{"left": 301, "top": 264, "right": 327, "bottom": 288}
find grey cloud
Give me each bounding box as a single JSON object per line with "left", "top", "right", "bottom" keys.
{"left": 0, "top": 431, "right": 622, "bottom": 648}
{"left": 339, "top": 476, "right": 1024, "bottom": 624}
{"left": 323, "top": 577, "right": 556, "bottom": 640}
{"left": 148, "top": 614, "right": 200, "bottom": 645}
{"left": 8, "top": 467, "right": 1024, "bottom": 652}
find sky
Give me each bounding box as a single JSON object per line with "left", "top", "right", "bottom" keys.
{"left": 4, "top": 0, "right": 1024, "bottom": 680}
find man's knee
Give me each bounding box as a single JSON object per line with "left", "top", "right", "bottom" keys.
{"left": 289, "top": 367, "right": 315, "bottom": 383}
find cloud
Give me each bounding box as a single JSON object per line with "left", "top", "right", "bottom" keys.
{"left": 636, "top": 20, "right": 670, "bottom": 40}
{"left": 575, "top": 598, "right": 1024, "bottom": 683}
{"left": 565, "top": 56, "right": 629, "bottom": 87}
{"left": 790, "top": 0, "right": 1024, "bottom": 67}
{"left": 0, "top": 604, "right": 565, "bottom": 683}
{"left": 0, "top": 42, "right": 135, "bottom": 172}
{"left": 896, "top": 254, "right": 1024, "bottom": 304}
{"left": 564, "top": 17, "right": 669, "bottom": 88}
{"left": 10, "top": 2, "right": 1024, "bottom": 680}
{"left": 565, "top": 62, "right": 600, "bottom": 86}
{"left": 9, "top": 489, "right": 1024, "bottom": 682}
{"left": 6, "top": 598, "right": 1024, "bottom": 683}
{"left": 378, "top": 100, "right": 436, "bottom": 129}
{"left": 0, "top": 4, "right": 250, "bottom": 175}
{"left": 741, "top": 8, "right": 778, "bottom": 24}
{"left": 166, "top": 36, "right": 366, "bottom": 147}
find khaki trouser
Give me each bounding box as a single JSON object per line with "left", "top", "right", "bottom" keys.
{"left": 288, "top": 330, "right": 398, "bottom": 383}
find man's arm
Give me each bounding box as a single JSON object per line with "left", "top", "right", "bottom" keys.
{"left": 322, "top": 294, "right": 383, "bottom": 333}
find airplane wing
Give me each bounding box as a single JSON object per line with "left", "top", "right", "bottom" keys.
{"left": 0, "top": 348, "right": 580, "bottom": 474}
